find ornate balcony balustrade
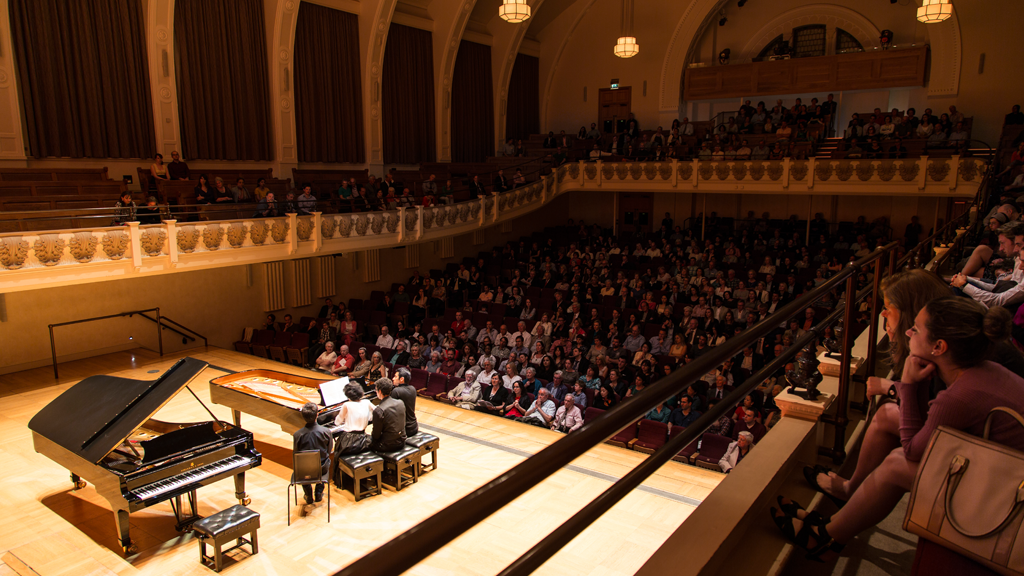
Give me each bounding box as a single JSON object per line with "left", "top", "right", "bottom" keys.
{"left": 0, "top": 155, "right": 982, "bottom": 293}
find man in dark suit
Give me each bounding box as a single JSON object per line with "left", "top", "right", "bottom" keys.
{"left": 468, "top": 175, "right": 487, "bottom": 198}
{"left": 732, "top": 346, "right": 764, "bottom": 381}
{"left": 707, "top": 374, "right": 733, "bottom": 402}
{"left": 543, "top": 131, "right": 557, "bottom": 148}
{"left": 293, "top": 402, "right": 333, "bottom": 504}
{"left": 390, "top": 367, "right": 419, "bottom": 438}
{"left": 492, "top": 169, "right": 508, "bottom": 193}
{"left": 280, "top": 314, "right": 299, "bottom": 333}
{"left": 318, "top": 298, "right": 340, "bottom": 319}
{"left": 370, "top": 378, "right": 407, "bottom": 452}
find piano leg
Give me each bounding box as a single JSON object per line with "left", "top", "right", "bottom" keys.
{"left": 171, "top": 490, "right": 202, "bottom": 533}
{"left": 234, "top": 471, "right": 251, "bottom": 506}
{"left": 114, "top": 509, "right": 137, "bottom": 554}
{"left": 232, "top": 409, "right": 241, "bottom": 427}
{"left": 70, "top": 473, "right": 86, "bottom": 490}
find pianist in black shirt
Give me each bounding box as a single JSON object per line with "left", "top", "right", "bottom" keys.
{"left": 371, "top": 378, "right": 407, "bottom": 452}
{"left": 390, "top": 367, "right": 419, "bottom": 438}
{"left": 293, "top": 402, "right": 333, "bottom": 504}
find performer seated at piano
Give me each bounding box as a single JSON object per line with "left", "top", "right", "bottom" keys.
{"left": 332, "top": 383, "right": 374, "bottom": 486}
{"left": 314, "top": 341, "right": 338, "bottom": 372}
{"left": 370, "top": 378, "right": 407, "bottom": 452}
{"left": 366, "top": 351, "right": 389, "bottom": 381}
{"left": 293, "top": 402, "right": 333, "bottom": 505}
{"left": 390, "top": 367, "right": 419, "bottom": 438}
{"left": 329, "top": 344, "right": 356, "bottom": 376}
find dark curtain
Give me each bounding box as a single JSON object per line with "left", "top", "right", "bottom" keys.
{"left": 174, "top": 0, "right": 273, "bottom": 160}
{"left": 382, "top": 24, "right": 435, "bottom": 164}
{"left": 505, "top": 54, "right": 539, "bottom": 142}
{"left": 451, "top": 41, "right": 494, "bottom": 162}
{"left": 9, "top": 0, "right": 156, "bottom": 159}
{"left": 294, "top": 3, "right": 364, "bottom": 163}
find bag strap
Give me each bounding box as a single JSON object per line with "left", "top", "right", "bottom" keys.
{"left": 983, "top": 407, "right": 1024, "bottom": 440}
{"left": 944, "top": 455, "right": 1024, "bottom": 538}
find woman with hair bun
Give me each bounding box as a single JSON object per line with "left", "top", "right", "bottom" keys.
{"left": 773, "top": 297, "right": 1024, "bottom": 561}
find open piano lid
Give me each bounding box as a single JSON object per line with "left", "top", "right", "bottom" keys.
{"left": 28, "top": 357, "right": 210, "bottom": 464}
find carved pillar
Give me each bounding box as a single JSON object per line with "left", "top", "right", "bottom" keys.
{"left": 287, "top": 212, "right": 298, "bottom": 254}
{"left": 0, "top": 0, "right": 26, "bottom": 160}
{"left": 146, "top": 0, "right": 180, "bottom": 156}
{"left": 128, "top": 221, "right": 143, "bottom": 269}
{"left": 950, "top": 156, "right": 960, "bottom": 190}
{"left": 270, "top": 0, "right": 300, "bottom": 176}
{"left": 363, "top": 249, "right": 381, "bottom": 283}
{"left": 165, "top": 219, "right": 179, "bottom": 264}
{"left": 313, "top": 211, "right": 323, "bottom": 251}
{"left": 918, "top": 155, "right": 929, "bottom": 190}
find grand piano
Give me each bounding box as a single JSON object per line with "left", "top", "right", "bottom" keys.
{"left": 210, "top": 369, "right": 358, "bottom": 433}
{"left": 29, "top": 358, "right": 262, "bottom": 554}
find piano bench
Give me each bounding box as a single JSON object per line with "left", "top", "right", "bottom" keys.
{"left": 405, "top": 432, "right": 439, "bottom": 475}
{"left": 378, "top": 446, "right": 421, "bottom": 492}
{"left": 193, "top": 505, "right": 260, "bottom": 573}
{"left": 337, "top": 452, "right": 383, "bottom": 502}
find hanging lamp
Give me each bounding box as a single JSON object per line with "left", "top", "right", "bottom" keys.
{"left": 499, "top": 0, "right": 531, "bottom": 23}
{"left": 614, "top": 0, "right": 639, "bottom": 58}
{"left": 917, "top": 0, "right": 952, "bottom": 23}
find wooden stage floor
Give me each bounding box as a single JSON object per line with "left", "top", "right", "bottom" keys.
{"left": 0, "top": 348, "right": 723, "bottom": 576}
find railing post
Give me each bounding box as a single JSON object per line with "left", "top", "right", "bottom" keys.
{"left": 821, "top": 272, "right": 857, "bottom": 463}
{"left": 127, "top": 221, "right": 142, "bottom": 270}
{"left": 156, "top": 307, "right": 164, "bottom": 357}
{"left": 783, "top": 156, "right": 791, "bottom": 189}
{"left": 418, "top": 205, "right": 425, "bottom": 240}
{"left": 692, "top": 159, "right": 699, "bottom": 189}
{"left": 287, "top": 212, "right": 298, "bottom": 254}
{"left": 165, "top": 219, "right": 179, "bottom": 265}
{"left": 49, "top": 324, "right": 58, "bottom": 379}
{"left": 596, "top": 160, "right": 603, "bottom": 187}
{"left": 808, "top": 157, "right": 816, "bottom": 190}
{"left": 950, "top": 155, "right": 960, "bottom": 191}
{"left": 918, "top": 155, "right": 929, "bottom": 190}
{"left": 865, "top": 257, "right": 883, "bottom": 378}
{"left": 313, "top": 211, "right": 322, "bottom": 251}
{"left": 671, "top": 158, "right": 678, "bottom": 187}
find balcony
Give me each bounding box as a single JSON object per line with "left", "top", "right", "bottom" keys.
{"left": 0, "top": 155, "right": 984, "bottom": 293}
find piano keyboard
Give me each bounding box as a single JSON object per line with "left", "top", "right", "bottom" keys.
{"left": 133, "top": 455, "right": 251, "bottom": 501}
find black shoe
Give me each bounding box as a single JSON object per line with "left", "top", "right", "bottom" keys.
{"left": 314, "top": 493, "right": 323, "bottom": 502}
{"left": 304, "top": 495, "right": 312, "bottom": 505}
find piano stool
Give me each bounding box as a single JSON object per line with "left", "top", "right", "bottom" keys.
{"left": 192, "top": 505, "right": 260, "bottom": 573}
{"left": 336, "top": 452, "right": 384, "bottom": 502}
{"left": 378, "top": 446, "right": 421, "bottom": 492}
{"left": 405, "top": 432, "right": 439, "bottom": 475}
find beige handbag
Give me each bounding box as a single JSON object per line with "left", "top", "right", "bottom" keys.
{"left": 904, "top": 407, "right": 1024, "bottom": 576}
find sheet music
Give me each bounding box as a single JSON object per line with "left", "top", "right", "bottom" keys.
{"left": 320, "top": 377, "right": 350, "bottom": 407}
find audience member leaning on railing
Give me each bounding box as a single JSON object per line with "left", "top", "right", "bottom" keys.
{"left": 772, "top": 296, "right": 1024, "bottom": 561}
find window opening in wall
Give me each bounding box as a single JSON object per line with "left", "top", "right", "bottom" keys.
{"left": 792, "top": 25, "right": 826, "bottom": 58}
{"left": 756, "top": 35, "right": 784, "bottom": 60}
{"left": 835, "top": 28, "right": 864, "bottom": 54}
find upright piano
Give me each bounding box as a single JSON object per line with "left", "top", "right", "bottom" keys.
{"left": 29, "top": 358, "right": 262, "bottom": 554}
{"left": 210, "top": 369, "right": 357, "bottom": 433}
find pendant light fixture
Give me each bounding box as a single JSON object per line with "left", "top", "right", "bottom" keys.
{"left": 614, "top": 0, "right": 639, "bottom": 58}
{"left": 917, "top": 0, "right": 952, "bottom": 23}
{"left": 499, "top": 0, "right": 531, "bottom": 23}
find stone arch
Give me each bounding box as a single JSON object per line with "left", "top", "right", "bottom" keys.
{"left": 656, "top": 0, "right": 962, "bottom": 123}
{"left": 739, "top": 4, "right": 882, "bottom": 59}
{"left": 539, "top": 0, "right": 599, "bottom": 130}
{"left": 270, "top": 0, "right": 301, "bottom": 165}
{"left": 434, "top": 0, "right": 477, "bottom": 162}
{"left": 494, "top": 0, "right": 547, "bottom": 145}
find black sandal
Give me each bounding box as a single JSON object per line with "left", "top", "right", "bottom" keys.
{"left": 802, "top": 464, "right": 848, "bottom": 508}
{"left": 769, "top": 507, "right": 844, "bottom": 562}
{"left": 776, "top": 495, "right": 804, "bottom": 517}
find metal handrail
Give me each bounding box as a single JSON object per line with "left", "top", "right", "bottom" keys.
{"left": 333, "top": 242, "right": 901, "bottom": 576}
{"left": 47, "top": 308, "right": 208, "bottom": 379}
{"left": 137, "top": 312, "right": 208, "bottom": 347}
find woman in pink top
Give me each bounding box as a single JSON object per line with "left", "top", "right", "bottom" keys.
{"left": 773, "top": 297, "right": 1024, "bottom": 560}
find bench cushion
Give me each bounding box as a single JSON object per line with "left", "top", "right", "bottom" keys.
{"left": 339, "top": 451, "right": 383, "bottom": 471}
{"left": 377, "top": 445, "right": 420, "bottom": 463}
{"left": 405, "top": 432, "right": 439, "bottom": 450}
{"left": 193, "top": 505, "right": 260, "bottom": 538}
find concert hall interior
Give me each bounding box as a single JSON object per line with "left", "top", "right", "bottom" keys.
{"left": 1, "top": 0, "right": 1023, "bottom": 575}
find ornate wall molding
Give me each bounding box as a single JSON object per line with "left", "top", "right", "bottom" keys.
{"left": 146, "top": 0, "right": 181, "bottom": 155}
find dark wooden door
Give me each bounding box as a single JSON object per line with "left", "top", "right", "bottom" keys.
{"left": 599, "top": 87, "right": 631, "bottom": 134}
{"left": 619, "top": 192, "right": 653, "bottom": 235}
